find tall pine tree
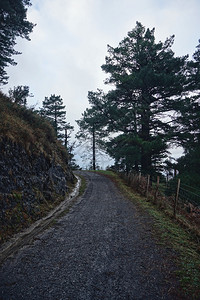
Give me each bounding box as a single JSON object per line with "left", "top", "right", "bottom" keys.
{"left": 101, "top": 22, "right": 188, "bottom": 174}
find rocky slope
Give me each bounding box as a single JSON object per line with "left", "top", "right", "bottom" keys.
{"left": 0, "top": 92, "right": 75, "bottom": 243}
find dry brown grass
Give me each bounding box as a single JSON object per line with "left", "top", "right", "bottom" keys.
{"left": 0, "top": 91, "right": 69, "bottom": 167}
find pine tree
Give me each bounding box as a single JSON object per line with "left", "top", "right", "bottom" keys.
{"left": 76, "top": 91, "right": 107, "bottom": 170}
{"left": 175, "top": 40, "right": 200, "bottom": 185}
{"left": 101, "top": 22, "right": 188, "bottom": 174}
{"left": 0, "top": 0, "right": 35, "bottom": 84}
{"left": 64, "top": 122, "right": 74, "bottom": 149}
{"left": 64, "top": 122, "right": 78, "bottom": 168}
{"left": 8, "top": 85, "right": 33, "bottom": 106}
{"left": 42, "top": 94, "right": 66, "bottom": 139}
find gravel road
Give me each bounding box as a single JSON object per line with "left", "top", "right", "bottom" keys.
{"left": 0, "top": 171, "right": 182, "bottom": 299}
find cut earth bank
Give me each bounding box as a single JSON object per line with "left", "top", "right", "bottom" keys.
{"left": 0, "top": 137, "right": 75, "bottom": 244}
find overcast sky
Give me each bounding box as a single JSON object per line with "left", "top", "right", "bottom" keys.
{"left": 2, "top": 0, "right": 200, "bottom": 167}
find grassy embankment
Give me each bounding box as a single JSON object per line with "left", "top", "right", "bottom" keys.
{"left": 0, "top": 91, "right": 68, "bottom": 164}
{"left": 0, "top": 92, "right": 75, "bottom": 242}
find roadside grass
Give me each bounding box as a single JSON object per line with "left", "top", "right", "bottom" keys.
{"left": 97, "top": 170, "right": 200, "bottom": 299}
{"left": 54, "top": 173, "right": 87, "bottom": 220}
{"left": 76, "top": 173, "right": 87, "bottom": 196}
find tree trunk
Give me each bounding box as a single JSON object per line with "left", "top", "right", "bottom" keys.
{"left": 92, "top": 124, "right": 96, "bottom": 170}
{"left": 140, "top": 99, "right": 151, "bottom": 174}
{"left": 141, "top": 150, "right": 151, "bottom": 174}
{"left": 54, "top": 106, "right": 58, "bottom": 136}
{"left": 65, "top": 128, "right": 68, "bottom": 148}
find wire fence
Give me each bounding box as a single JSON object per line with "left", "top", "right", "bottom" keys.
{"left": 118, "top": 172, "right": 200, "bottom": 228}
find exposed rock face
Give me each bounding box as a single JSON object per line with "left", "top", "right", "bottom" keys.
{"left": 0, "top": 138, "right": 75, "bottom": 242}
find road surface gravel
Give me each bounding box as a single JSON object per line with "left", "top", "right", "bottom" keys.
{"left": 0, "top": 171, "right": 182, "bottom": 299}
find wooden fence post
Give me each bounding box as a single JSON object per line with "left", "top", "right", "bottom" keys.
{"left": 154, "top": 176, "right": 160, "bottom": 203}
{"left": 131, "top": 173, "right": 134, "bottom": 187}
{"left": 166, "top": 173, "right": 169, "bottom": 187}
{"left": 174, "top": 178, "right": 181, "bottom": 218}
{"left": 146, "top": 174, "right": 150, "bottom": 200}
{"left": 138, "top": 172, "right": 141, "bottom": 183}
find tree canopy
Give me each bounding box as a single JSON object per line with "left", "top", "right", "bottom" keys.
{"left": 41, "top": 94, "right": 66, "bottom": 139}
{"left": 8, "top": 85, "right": 33, "bottom": 105}
{"left": 0, "top": 0, "right": 35, "bottom": 84}
{"left": 102, "top": 22, "right": 188, "bottom": 174}
{"left": 77, "top": 22, "right": 199, "bottom": 181}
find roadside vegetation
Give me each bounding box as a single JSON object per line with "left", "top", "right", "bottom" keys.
{"left": 0, "top": 92, "right": 68, "bottom": 165}
{"left": 0, "top": 92, "right": 75, "bottom": 244}
{"left": 97, "top": 170, "right": 200, "bottom": 299}
{"left": 76, "top": 173, "right": 87, "bottom": 196}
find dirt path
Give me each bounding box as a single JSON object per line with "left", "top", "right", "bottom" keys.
{"left": 0, "top": 171, "right": 181, "bottom": 299}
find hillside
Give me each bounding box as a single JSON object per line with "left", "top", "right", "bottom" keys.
{"left": 0, "top": 92, "right": 75, "bottom": 243}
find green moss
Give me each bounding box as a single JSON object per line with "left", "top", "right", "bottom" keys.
{"left": 12, "top": 191, "right": 22, "bottom": 201}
